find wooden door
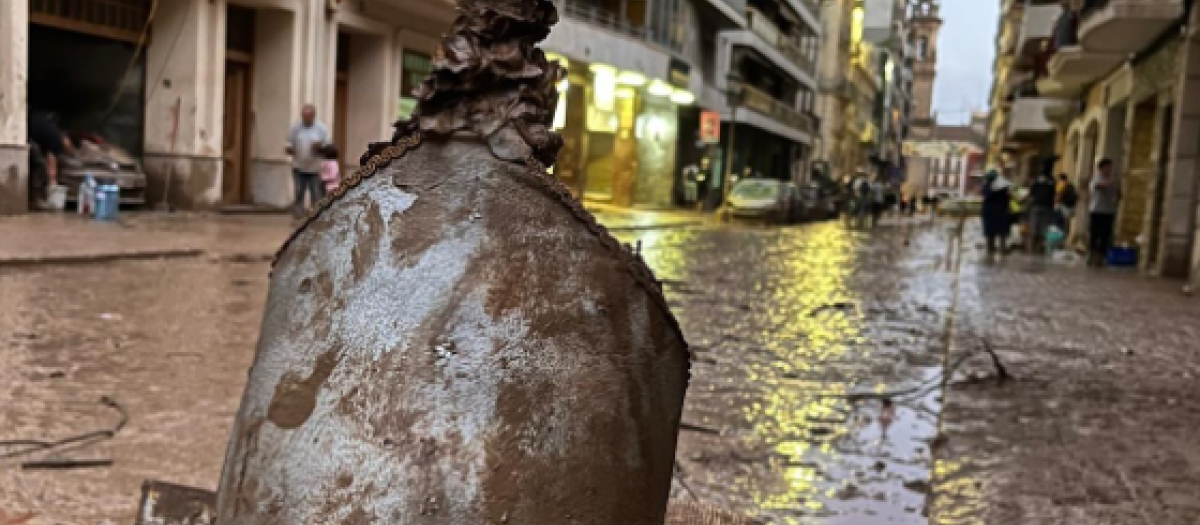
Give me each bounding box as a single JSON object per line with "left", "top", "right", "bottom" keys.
{"left": 222, "top": 60, "right": 252, "bottom": 204}
{"left": 334, "top": 72, "right": 349, "bottom": 156}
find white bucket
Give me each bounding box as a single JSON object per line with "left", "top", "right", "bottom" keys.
{"left": 46, "top": 185, "right": 67, "bottom": 211}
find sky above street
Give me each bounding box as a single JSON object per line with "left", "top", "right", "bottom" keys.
{"left": 932, "top": 0, "right": 999, "bottom": 124}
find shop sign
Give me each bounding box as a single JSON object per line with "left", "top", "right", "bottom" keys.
{"left": 699, "top": 111, "right": 721, "bottom": 144}
{"left": 668, "top": 59, "right": 691, "bottom": 89}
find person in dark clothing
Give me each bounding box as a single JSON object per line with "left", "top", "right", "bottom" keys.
{"left": 1056, "top": 174, "right": 1078, "bottom": 235}
{"left": 981, "top": 170, "right": 1013, "bottom": 256}
{"left": 27, "top": 111, "right": 74, "bottom": 201}
{"left": 1027, "top": 168, "right": 1058, "bottom": 253}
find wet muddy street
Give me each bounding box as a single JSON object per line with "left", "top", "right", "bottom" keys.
{"left": 626, "top": 222, "right": 957, "bottom": 524}
{"left": 0, "top": 257, "right": 268, "bottom": 524}
{"left": 2, "top": 215, "right": 1199, "bottom": 524}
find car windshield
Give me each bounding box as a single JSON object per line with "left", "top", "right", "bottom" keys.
{"left": 732, "top": 180, "right": 780, "bottom": 200}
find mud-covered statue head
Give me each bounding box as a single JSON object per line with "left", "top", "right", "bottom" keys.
{"left": 387, "top": 0, "right": 564, "bottom": 168}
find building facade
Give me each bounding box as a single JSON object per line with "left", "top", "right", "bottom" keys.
{"left": 898, "top": 0, "right": 944, "bottom": 198}
{"left": 0, "top": 0, "right": 824, "bottom": 215}
{"left": 904, "top": 115, "right": 988, "bottom": 199}
{"left": 990, "top": 0, "right": 1200, "bottom": 280}
{"left": 861, "top": 0, "right": 916, "bottom": 183}
{"left": 814, "top": 0, "right": 915, "bottom": 184}
{"left": 543, "top": 0, "right": 821, "bottom": 210}
{"left": 0, "top": 0, "right": 458, "bottom": 214}
{"left": 816, "top": 0, "right": 856, "bottom": 180}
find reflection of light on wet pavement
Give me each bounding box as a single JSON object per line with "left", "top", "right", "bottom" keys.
{"left": 623, "top": 222, "right": 955, "bottom": 524}
{"left": 929, "top": 459, "right": 986, "bottom": 525}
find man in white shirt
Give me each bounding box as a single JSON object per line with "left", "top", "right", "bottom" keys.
{"left": 287, "top": 104, "right": 330, "bottom": 218}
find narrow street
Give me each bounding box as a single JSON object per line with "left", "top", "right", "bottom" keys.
{"left": 1, "top": 213, "right": 1199, "bottom": 524}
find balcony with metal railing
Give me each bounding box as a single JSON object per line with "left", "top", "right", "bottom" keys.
{"left": 559, "top": 0, "right": 684, "bottom": 53}
{"left": 740, "top": 84, "right": 815, "bottom": 137}
{"left": 1017, "top": 2, "right": 1062, "bottom": 58}
{"left": 1040, "top": 5, "right": 1124, "bottom": 94}
{"left": 745, "top": 8, "right": 817, "bottom": 76}
{"left": 795, "top": 0, "right": 819, "bottom": 20}
{"left": 1007, "top": 96, "right": 1068, "bottom": 140}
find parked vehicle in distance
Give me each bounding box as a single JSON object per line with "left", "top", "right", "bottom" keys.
{"left": 59, "top": 137, "right": 148, "bottom": 207}
{"left": 796, "top": 183, "right": 841, "bottom": 221}
{"left": 726, "top": 179, "right": 796, "bottom": 224}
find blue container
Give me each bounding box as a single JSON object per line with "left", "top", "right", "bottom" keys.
{"left": 94, "top": 184, "right": 120, "bottom": 221}
{"left": 1107, "top": 246, "right": 1138, "bottom": 267}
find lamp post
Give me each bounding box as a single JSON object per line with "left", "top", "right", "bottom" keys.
{"left": 721, "top": 72, "right": 744, "bottom": 209}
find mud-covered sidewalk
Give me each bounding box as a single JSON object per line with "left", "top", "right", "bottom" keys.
{"left": 930, "top": 243, "right": 1200, "bottom": 525}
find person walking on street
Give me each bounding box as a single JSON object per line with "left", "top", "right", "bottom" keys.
{"left": 287, "top": 104, "right": 330, "bottom": 220}
{"left": 981, "top": 169, "right": 1013, "bottom": 257}
{"left": 1088, "top": 158, "right": 1122, "bottom": 267}
{"left": 1027, "top": 166, "right": 1057, "bottom": 254}
{"left": 852, "top": 172, "right": 871, "bottom": 229}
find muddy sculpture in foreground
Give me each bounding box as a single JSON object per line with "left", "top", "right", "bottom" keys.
{"left": 213, "top": 0, "right": 690, "bottom": 523}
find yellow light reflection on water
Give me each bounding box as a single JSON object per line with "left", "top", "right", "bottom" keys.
{"left": 743, "top": 224, "right": 863, "bottom": 516}
{"left": 929, "top": 458, "right": 987, "bottom": 525}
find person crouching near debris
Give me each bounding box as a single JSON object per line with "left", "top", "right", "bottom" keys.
{"left": 319, "top": 144, "right": 341, "bottom": 195}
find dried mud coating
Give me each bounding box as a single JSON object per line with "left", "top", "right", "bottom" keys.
{"left": 214, "top": 139, "right": 690, "bottom": 523}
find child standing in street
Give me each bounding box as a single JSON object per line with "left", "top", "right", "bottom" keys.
{"left": 320, "top": 145, "right": 341, "bottom": 196}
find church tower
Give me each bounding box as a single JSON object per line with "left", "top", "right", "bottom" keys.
{"left": 908, "top": 0, "right": 942, "bottom": 139}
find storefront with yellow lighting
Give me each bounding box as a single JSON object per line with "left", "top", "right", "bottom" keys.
{"left": 546, "top": 52, "right": 696, "bottom": 208}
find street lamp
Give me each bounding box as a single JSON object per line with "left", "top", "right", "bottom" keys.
{"left": 722, "top": 71, "right": 744, "bottom": 208}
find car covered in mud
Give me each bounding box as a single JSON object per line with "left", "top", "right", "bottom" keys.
{"left": 59, "top": 137, "right": 147, "bottom": 207}
{"left": 725, "top": 179, "right": 799, "bottom": 224}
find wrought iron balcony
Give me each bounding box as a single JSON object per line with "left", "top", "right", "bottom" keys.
{"left": 559, "top": 0, "right": 683, "bottom": 53}
{"left": 746, "top": 8, "right": 817, "bottom": 76}
{"left": 740, "top": 84, "right": 815, "bottom": 136}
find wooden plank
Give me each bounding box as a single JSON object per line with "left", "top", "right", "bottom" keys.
{"left": 30, "top": 12, "right": 143, "bottom": 43}
{"left": 30, "top": 0, "right": 150, "bottom": 43}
